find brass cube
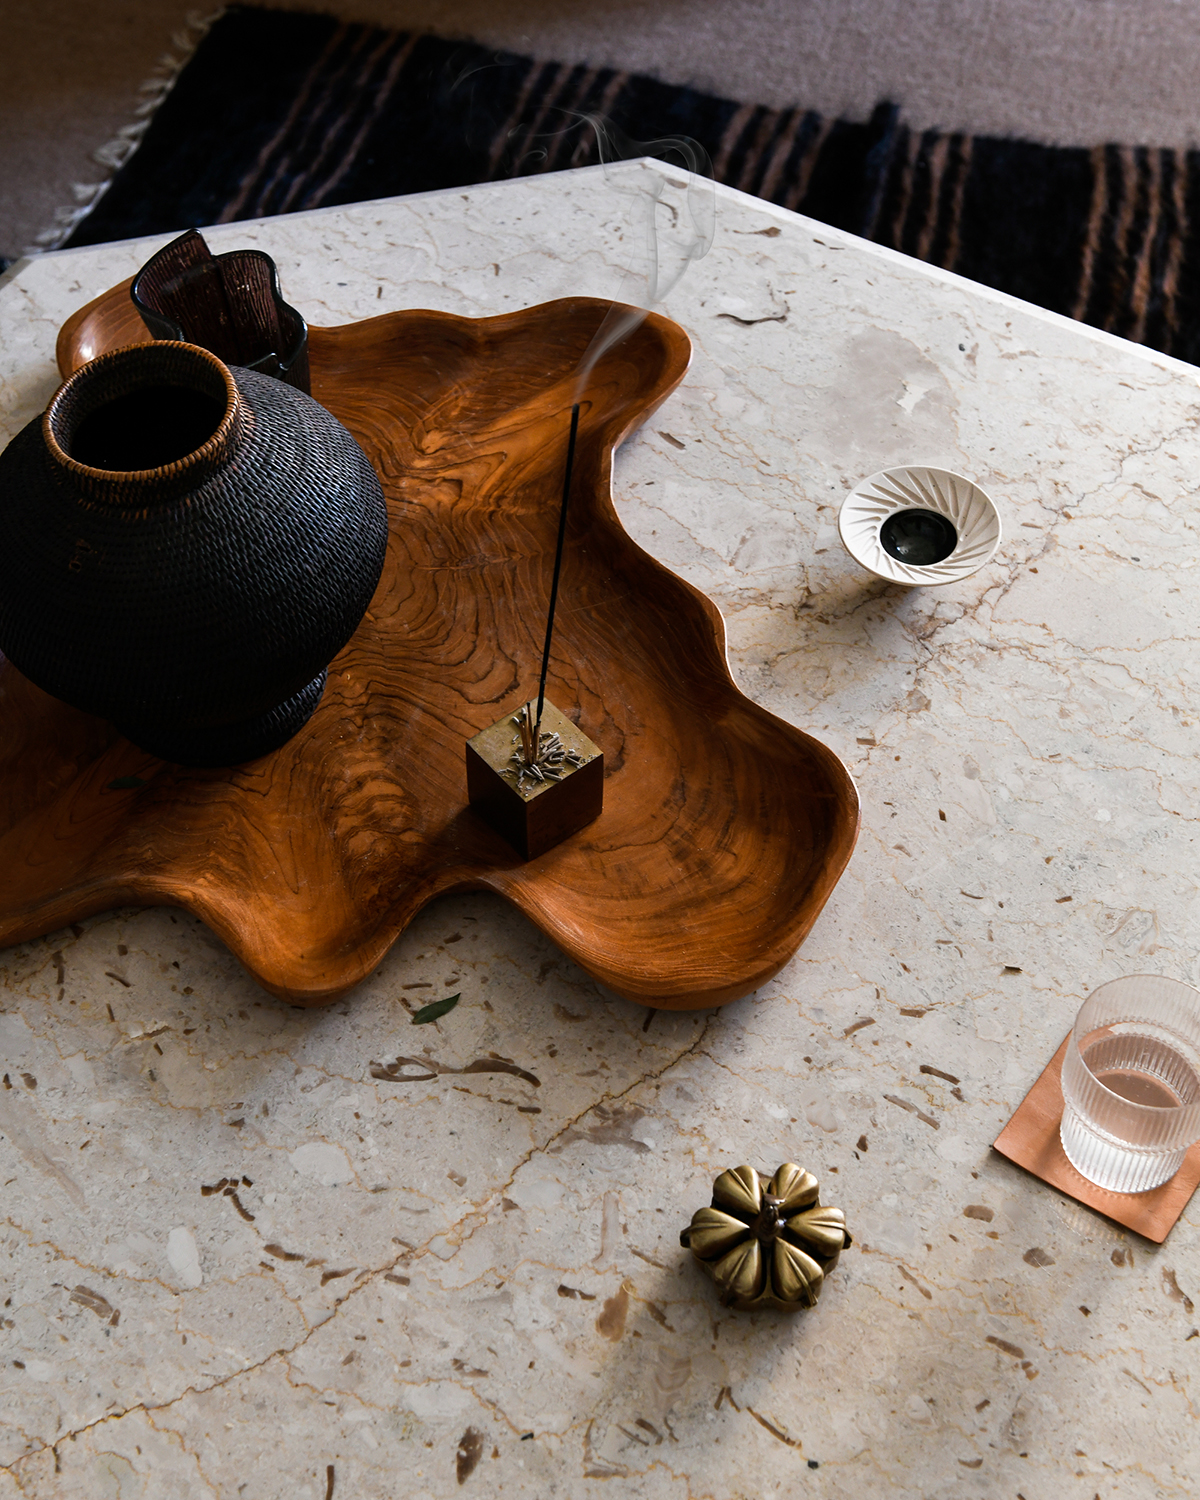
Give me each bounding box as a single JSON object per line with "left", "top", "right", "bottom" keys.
{"left": 466, "top": 700, "right": 604, "bottom": 860}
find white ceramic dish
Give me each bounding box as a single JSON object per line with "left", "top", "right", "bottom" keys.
{"left": 837, "top": 466, "right": 1001, "bottom": 585}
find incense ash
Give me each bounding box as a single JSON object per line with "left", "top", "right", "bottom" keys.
{"left": 507, "top": 706, "right": 586, "bottom": 791}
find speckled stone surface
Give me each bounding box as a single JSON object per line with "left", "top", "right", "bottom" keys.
{"left": 1, "top": 163, "right": 1199, "bottom": 1498}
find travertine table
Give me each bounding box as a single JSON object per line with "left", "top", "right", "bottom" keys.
{"left": 1, "top": 162, "right": 1198, "bottom": 1499}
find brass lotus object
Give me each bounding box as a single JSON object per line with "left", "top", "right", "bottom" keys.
{"left": 680, "top": 1164, "right": 852, "bottom": 1311}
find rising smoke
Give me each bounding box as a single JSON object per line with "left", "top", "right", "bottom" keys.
{"left": 567, "top": 115, "right": 716, "bottom": 394}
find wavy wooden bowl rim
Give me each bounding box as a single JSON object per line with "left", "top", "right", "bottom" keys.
{"left": 0, "top": 279, "right": 860, "bottom": 1009}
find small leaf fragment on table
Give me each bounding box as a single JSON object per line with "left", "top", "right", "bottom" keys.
{"left": 411, "top": 993, "right": 460, "bottom": 1024}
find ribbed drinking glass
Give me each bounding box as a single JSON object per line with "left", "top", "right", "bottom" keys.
{"left": 1060, "top": 975, "right": 1200, "bottom": 1193}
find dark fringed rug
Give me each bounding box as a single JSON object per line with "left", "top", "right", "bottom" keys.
{"left": 65, "top": 5, "right": 1200, "bottom": 364}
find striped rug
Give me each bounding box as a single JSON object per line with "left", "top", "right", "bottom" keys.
{"left": 66, "top": 5, "right": 1200, "bottom": 365}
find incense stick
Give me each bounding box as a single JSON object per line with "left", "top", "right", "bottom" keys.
{"left": 531, "top": 402, "right": 580, "bottom": 758}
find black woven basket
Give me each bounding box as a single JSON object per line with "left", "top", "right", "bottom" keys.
{"left": 0, "top": 341, "right": 388, "bottom": 766}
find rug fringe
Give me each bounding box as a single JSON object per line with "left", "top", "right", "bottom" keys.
{"left": 24, "top": 7, "right": 224, "bottom": 256}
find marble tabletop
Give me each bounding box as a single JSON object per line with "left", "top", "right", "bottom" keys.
{"left": 1, "top": 161, "right": 1199, "bottom": 1499}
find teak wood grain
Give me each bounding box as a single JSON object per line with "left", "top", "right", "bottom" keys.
{"left": 0, "top": 285, "right": 860, "bottom": 1007}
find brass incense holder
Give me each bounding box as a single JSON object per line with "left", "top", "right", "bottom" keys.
{"left": 465, "top": 403, "right": 605, "bottom": 861}
{"left": 466, "top": 700, "right": 603, "bottom": 860}
{"left": 680, "top": 1164, "right": 851, "bottom": 1311}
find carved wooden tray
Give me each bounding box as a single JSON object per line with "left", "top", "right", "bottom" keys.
{"left": 0, "top": 284, "right": 859, "bottom": 1008}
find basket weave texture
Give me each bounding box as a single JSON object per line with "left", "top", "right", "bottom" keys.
{"left": 0, "top": 341, "right": 387, "bottom": 765}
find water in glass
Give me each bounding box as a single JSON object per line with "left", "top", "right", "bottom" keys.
{"left": 1060, "top": 978, "right": 1200, "bottom": 1194}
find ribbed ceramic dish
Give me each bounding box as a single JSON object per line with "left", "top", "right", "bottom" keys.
{"left": 838, "top": 465, "right": 1001, "bottom": 585}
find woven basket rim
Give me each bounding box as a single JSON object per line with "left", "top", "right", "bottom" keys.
{"left": 43, "top": 341, "right": 241, "bottom": 486}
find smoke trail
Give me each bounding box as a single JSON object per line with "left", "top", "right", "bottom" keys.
{"left": 569, "top": 116, "right": 716, "bottom": 395}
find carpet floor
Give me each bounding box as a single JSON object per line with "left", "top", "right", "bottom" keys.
{"left": 59, "top": 5, "right": 1200, "bottom": 364}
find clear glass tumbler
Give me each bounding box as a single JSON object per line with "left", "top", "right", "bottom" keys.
{"left": 1060, "top": 974, "right": 1200, "bottom": 1193}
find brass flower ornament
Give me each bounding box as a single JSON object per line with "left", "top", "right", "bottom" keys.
{"left": 680, "top": 1164, "right": 852, "bottom": 1311}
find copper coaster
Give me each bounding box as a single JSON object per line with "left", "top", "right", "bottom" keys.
{"left": 992, "top": 1033, "right": 1200, "bottom": 1243}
